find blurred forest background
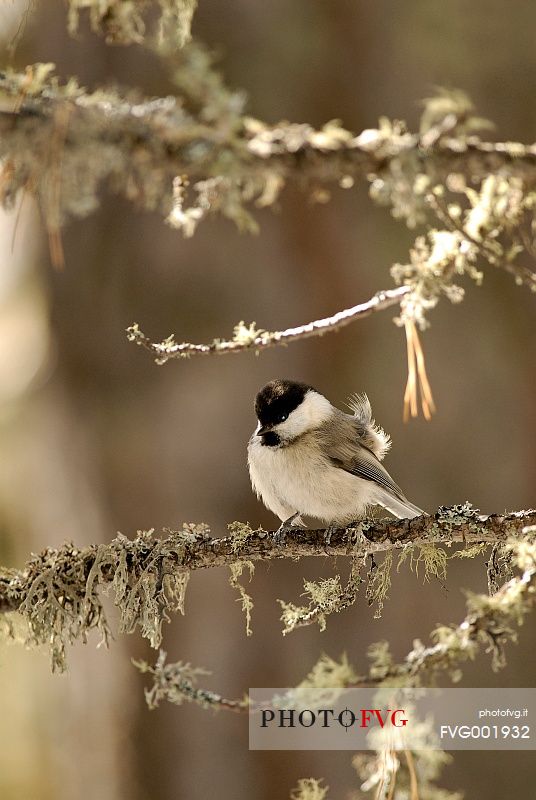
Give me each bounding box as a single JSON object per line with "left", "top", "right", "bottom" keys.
{"left": 0, "top": 1, "right": 535, "bottom": 799}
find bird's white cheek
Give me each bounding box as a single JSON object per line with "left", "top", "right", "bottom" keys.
{"left": 277, "top": 414, "right": 304, "bottom": 439}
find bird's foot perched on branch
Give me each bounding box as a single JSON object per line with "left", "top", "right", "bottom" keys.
{"left": 275, "top": 513, "right": 301, "bottom": 546}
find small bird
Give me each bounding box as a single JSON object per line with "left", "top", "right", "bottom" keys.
{"left": 247, "top": 379, "right": 423, "bottom": 530}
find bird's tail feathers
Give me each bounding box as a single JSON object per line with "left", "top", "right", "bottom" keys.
{"left": 374, "top": 489, "right": 424, "bottom": 520}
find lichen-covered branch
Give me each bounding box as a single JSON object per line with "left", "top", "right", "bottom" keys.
{"left": 278, "top": 555, "right": 366, "bottom": 636}
{"left": 0, "top": 63, "right": 535, "bottom": 236}
{"left": 305, "top": 537, "right": 536, "bottom": 800}
{"left": 133, "top": 649, "right": 248, "bottom": 712}
{"left": 135, "top": 536, "right": 536, "bottom": 717}
{"left": 125, "top": 286, "right": 411, "bottom": 364}
{"left": 0, "top": 507, "right": 534, "bottom": 670}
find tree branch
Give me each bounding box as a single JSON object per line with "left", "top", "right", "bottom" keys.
{"left": 133, "top": 649, "right": 249, "bottom": 713}
{"left": 1, "top": 506, "right": 535, "bottom": 616}
{"left": 125, "top": 286, "right": 411, "bottom": 363}
{"left": 1, "top": 64, "right": 535, "bottom": 233}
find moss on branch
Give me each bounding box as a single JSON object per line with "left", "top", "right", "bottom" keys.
{"left": 0, "top": 506, "right": 534, "bottom": 669}
{"left": 135, "top": 536, "right": 536, "bottom": 712}
{"left": 0, "top": 64, "right": 535, "bottom": 240}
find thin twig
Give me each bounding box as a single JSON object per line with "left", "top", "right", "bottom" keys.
{"left": 133, "top": 650, "right": 249, "bottom": 713}
{"left": 126, "top": 286, "right": 411, "bottom": 363}
{"left": 45, "top": 104, "right": 71, "bottom": 270}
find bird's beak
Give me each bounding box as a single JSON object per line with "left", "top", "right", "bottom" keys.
{"left": 257, "top": 425, "right": 271, "bottom": 436}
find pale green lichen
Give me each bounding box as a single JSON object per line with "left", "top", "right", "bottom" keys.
{"left": 1, "top": 57, "right": 535, "bottom": 346}
{"left": 134, "top": 649, "right": 249, "bottom": 711}
{"left": 231, "top": 321, "right": 265, "bottom": 347}
{"left": 398, "top": 542, "right": 448, "bottom": 583}
{"left": 430, "top": 501, "right": 485, "bottom": 538}
{"left": 297, "top": 652, "right": 359, "bottom": 690}
{"left": 486, "top": 542, "right": 513, "bottom": 595}
{"left": 390, "top": 165, "right": 536, "bottom": 333}
{"left": 370, "top": 90, "right": 492, "bottom": 230}
{"left": 278, "top": 556, "right": 365, "bottom": 634}
{"left": 392, "top": 228, "right": 480, "bottom": 329}
{"left": 451, "top": 541, "right": 489, "bottom": 559}
{"left": 16, "top": 541, "right": 112, "bottom": 673}
{"left": 366, "top": 640, "right": 392, "bottom": 681}
{"left": 2, "top": 525, "right": 205, "bottom": 671}
{"left": 289, "top": 778, "right": 329, "bottom": 800}
{"left": 366, "top": 551, "right": 393, "bottom": 618}
{"left": 0, "top": 63, "right": 534, "bottom": 296}
{"left": 67, "top": 0, "right": 198, "bottom": 49}
{"left": 133, "top": 649, "right": 210, "bottom": 709}
{"left": 228, "top": 561, "right": 255, "bottom": 636}
{"left": 278, "top": 577, "right": 342, "bottom": 634}
{"left": 295, "top": 540, "right": 535, "bottom": 797}
{"left": 97, "top": 529, "right": 192, "bottom": 647}
{"left": 420, "top": 88, "right": 493, "bottom": 137}
{"left": 355, "top": 539, "right": 535, "bottom": 687}
{"left": 227, "top": 521, "right": 264, "bottom": 554}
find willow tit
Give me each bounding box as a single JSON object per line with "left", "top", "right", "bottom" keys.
{"left": 247, "top": 379, "right": 423, "bottom": 529}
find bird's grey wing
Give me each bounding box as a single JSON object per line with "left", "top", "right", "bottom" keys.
{"left": 331, "top": 446, "right": 406, "bottom": 500}
{"left": 318, "top": 414, "right": 405, "bottom": 500}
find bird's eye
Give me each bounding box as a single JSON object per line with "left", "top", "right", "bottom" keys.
{"left": 278, "top": 413, "right": 288, "bottom": 423}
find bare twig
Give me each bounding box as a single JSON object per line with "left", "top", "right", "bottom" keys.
{"left": 404, "top": 750, "right": 420, "bottom": 800}
{"left": 126, "top": 286, "right": 411, "bottom": 363}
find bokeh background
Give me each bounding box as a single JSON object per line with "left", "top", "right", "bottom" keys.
{"left": 0, "top": 1, "right": 535, "bottom": 798}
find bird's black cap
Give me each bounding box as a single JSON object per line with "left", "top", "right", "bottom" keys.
{"left": 255, "top": 379, "right": 314, "bottom": 428}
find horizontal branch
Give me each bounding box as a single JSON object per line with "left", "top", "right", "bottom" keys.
{"left": 125, "top": 286, "right": 411, "bottom": 363}
{"left": 1, "top": 62, "right": 535, "bottom": 234}
{"left": 0, "top": 505, "right": 534, "bottom": 676}
{"left": 1, "top": 75, "right": 535, "bottom": 185}
{"left": 1, "top": 506, "right": 535, "bottom": 616}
